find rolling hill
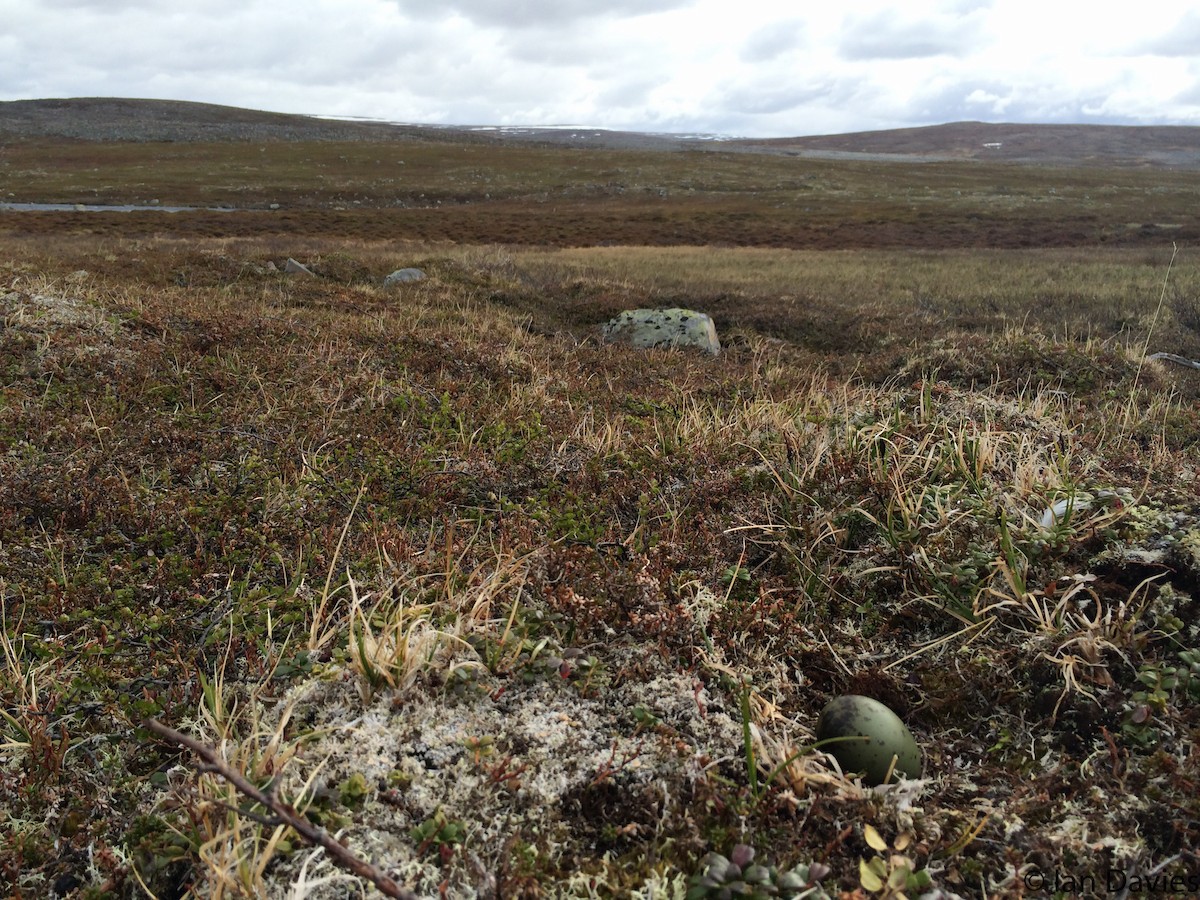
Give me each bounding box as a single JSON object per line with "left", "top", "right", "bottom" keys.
{"left": 3, "top": 97, "right": 1199, "bottom": 166}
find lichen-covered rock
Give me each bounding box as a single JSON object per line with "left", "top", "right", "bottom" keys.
{"left": 601, "top": 307, "right": 720, "bottom": 354}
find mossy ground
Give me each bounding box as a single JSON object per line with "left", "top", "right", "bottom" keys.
{"left": 1, "top": 135, "right": 1199, "bottom": 898}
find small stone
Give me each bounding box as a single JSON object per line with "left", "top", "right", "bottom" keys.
{"left": 285, "top": 258, "right": 315, "bottom": 276}
{"left": 384, "top": 267, "right": 426, "bottom": 287}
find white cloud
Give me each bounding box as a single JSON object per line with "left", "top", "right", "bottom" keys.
{"left": 838, "top": 8, "right": 985, "bottom": 61}
{"left": 964, "top": 88, "right": 1013, "bottom": 116}
{"left": 1134, "top": 9, "right": 1200, "bottom": 57}
{"left": 739, "top": 19, "right": 808, "bottom": 63}
{"left": 0, "top": 0, "right": 1198, "bottom": 135}
{"left": 388, "top": 0, "right": 688, "bottom": 28}
{"left": 1173, "top": 73, "right": 1200, "bottom": 106}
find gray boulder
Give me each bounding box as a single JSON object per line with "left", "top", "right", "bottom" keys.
{"left": 284, "top": 258, "right": 315, "bottom": 276}
{"left": 384, "top": 267, "right": 426, "bottom": 287}
{"left": 601, "top": 307, "right": 720, "bottom": 355}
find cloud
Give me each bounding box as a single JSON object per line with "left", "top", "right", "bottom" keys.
{"left": 30, "top": 0, "right": 246, "bottom": 12}
{"left": 963, "top": 87, "right": 1014, "bottom": 116}
{"left": 497, "top": 22, "right": 631, "bottom": 68}
{"left": 1133, "top": 10, "right": 1200, "bottom": 57}
{"left": 838, "top": 8, "right": 984, "bottom": 61}
{"left": 388, "top": 0, "right": 688, "bottom": 28}
{"left": 713, "top": 77, "right": 858, "bottom": 117}
{"left": 1171, "top": 77, "right": 1200, "bottom": 107}
{"left": 903, "top": 73, "right": 1160, "bottom": 126}
{"left": 912, "top": 79, "right": 1045, "bottom": 123}
{"left": 30, "top": 0, "right": 172, "bottom": 8}
{"left": 2, "top": 0, "right": 1199, "bottom": 136}
{"left": 739, "top": 19, "right": 807, "bottom": 63}
{"left": 700, "top": 70, "right": 892, "bottom": 137}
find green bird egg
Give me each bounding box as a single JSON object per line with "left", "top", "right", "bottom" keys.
{"left": 816, "top": 695, "right": 922, "bottom": 785}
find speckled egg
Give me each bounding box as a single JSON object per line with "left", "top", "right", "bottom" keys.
{"left": 816, "top": 695, "right": 922, "bottom": 785}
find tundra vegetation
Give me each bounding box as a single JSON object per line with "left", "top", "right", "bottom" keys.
{"left": 1, "top": 120, "right": 1199, "bottom": 897}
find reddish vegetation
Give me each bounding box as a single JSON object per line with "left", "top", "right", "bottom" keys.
{"left": 3, "top": 99, "right": 1198, "bottom": 251}
{"left": 1, "top": 203, "right": 1193, "bottom": 250}
{"left": 2, "top": 101, "right": 1199, "bottom": 897}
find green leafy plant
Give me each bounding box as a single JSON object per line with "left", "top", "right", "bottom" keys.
{"left": 338, "top": 772, "right": 369, "bottom": 808}
{"left": 1125, "top": 649, "right": 1200, "bottom": 740}
{"left": 1176, "top": 649, "right": 1200, "bottom": 699}
{"left": 687, "top": 844, "right": 830, "bottom": 899}
{"left": 411, "top": 808, "right": 466, "bottom": 859}
{"left": 722, "top": 564, "right": 752, "bottom": 586}
{"left": 632, "top": 705, "right": 661, "bottom": 731}
{"left": 858, "top": 825, "right": 933, "bottom": 898}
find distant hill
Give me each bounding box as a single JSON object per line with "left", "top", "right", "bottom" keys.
{"left": 3, "top": 98, "right": 1199, "bottom": 166}
{"left": 0, "top": 97, "right": 440, "bottom": 143}
{"left": 735, "top": 121, "right": 1200, "bottom": 167}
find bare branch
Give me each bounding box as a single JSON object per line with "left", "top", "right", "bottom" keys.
{"left": 1148, "top": 351, "right": 1200, "bottom": 370}
{"left": 144, "top": 718, "right": 419, "bottom": 900}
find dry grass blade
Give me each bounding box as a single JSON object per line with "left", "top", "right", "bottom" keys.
{"left": 1124, "top": 242, "right": 1179, "bottom": 431}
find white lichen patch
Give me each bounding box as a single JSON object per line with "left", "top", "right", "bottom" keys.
{"left": 2, "top": 289, "right": 119, "bottom": 335}
{"left": 682, "top": 584, "right": 725, "bottom": 633}
{"left": 220, "top": 661, "right": 746, "bottom": 897}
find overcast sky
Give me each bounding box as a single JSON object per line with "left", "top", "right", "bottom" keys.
{"left": 2, "top": 0, "right": 1198, "bottom": 137}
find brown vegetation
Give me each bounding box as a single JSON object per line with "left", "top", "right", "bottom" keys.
{"left": 1, "top": 110, "right": 1199, "bottom": 898}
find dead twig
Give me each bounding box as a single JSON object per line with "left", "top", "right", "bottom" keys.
{"left": 1148, "top": 352, "right": 1200, "bottom": 370}
{"left": 144, "top": 718, "right": 418, "bottom": 900}
{"left": 1100, "top": 725, "right": 1126, "bottom": 783}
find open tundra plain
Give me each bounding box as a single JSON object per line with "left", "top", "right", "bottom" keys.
{"left": 2, "top": 100, "right": 1200, "bottom": 898}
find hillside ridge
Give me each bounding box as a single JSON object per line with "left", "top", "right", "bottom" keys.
{"left": 743, "top": 119, "right": 1200, "bottom": 166}
{"left": 3, "top": 97, "right": 1199, "bottom": 165}
{"left": 0, "top": 97, "right": 441, "bottom": 144}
